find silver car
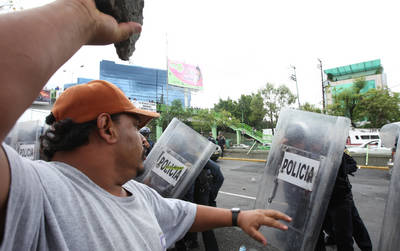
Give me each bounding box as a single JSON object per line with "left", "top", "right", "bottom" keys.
{"left": 348, "top": 140, "right": 392, "bottom": 155}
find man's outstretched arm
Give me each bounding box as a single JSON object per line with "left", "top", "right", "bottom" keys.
{"left": 0, "top": 0, "right": 141, "bottom": 243}
{"left": 190, "top": 205, "right": 292, "bottom": 246}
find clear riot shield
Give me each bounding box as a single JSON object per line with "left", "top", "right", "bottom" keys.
{"left": 5, "top": 120, "right": 45, "bottom": 160}
{"left": 135, "top": 118, "right": 216, "bottom": 198}
{"left": 379, "top": 122, "right": 400, "bottom": 149}
{"left": 255, "top": 108, "right": 350, "bottom": 251}
{"left": 377, "top": 122, "right": 400, "bottom": 251}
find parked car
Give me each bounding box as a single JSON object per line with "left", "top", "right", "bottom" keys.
{"left": 348, "top": 140, "right": 391, "bottom": 155}
{"left": 210, "top": 145, "right": 222, "bottom": 161}
{"left": 231, "top": 144, "right": 250, "bottom": 149}
{"left": 346, "top": 128, "right": 380, "bottom": 147}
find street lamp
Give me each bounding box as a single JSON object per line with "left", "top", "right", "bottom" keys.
{"left": 63, "top": 64, "right": 85, "bottom": 83}
{"left": 290, "top": 65, "right": 301, "bottom": 108}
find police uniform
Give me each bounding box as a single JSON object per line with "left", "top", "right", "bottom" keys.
{"left": 173, "top": 160, "right": 223, "bottom": 251}
{"left": 315, "top": 152, "right": 372, "bottom": 251}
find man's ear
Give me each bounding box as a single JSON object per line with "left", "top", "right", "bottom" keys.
{"left": 96, "top": 113, "right": 118, "bottom": 144}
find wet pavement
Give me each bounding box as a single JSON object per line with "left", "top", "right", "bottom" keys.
{"left": 186, "top": 159, "right": 389, "bottom": 251}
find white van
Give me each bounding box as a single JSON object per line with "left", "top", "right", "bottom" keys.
{"left": 346, "top": 128, "right": 380, "bottom": 146}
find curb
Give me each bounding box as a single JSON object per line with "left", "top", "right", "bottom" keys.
{"left": 358, "top": 165, "right": 389, "bottom": 170}
{"left": 220, "top": 157, "right": 390, "bottom": 170}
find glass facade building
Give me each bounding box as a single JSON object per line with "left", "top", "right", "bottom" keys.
{"left": 64, "top": 60, "right": 190, "bottom": 106}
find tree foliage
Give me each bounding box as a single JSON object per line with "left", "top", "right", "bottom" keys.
{"left": 193, "top": 108, "right": 238, "bottom": 130}
{"left": 260, "top": 83, "right": 296, "bottom": 133}
{"left": 326, "top": 77, "right": 366, "bottom": 127}
{"left": 214, "top": 98, "right": 237, "bottom": 116}
{"left": 214, "top": 95, "right": 252, "bottom": 124}
{"left": 157, "top": 99, "right": 192, "bottom": 129}
{"left": 249, "top": 93, "right": 267, "bottom": 129}
{"left": 214, "top": 94, "right": 266, "bottom": 129}
{"left": 355, "top": 88, "right": 400, "bottom": 128}
{"left": 300, "top": 102, "right": 322, "bottom": 113}
{"left": 326, "top": 77, "right": 400, "bottom": 128}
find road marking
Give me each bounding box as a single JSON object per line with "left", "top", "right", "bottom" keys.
{"left": 220, "top": 157, "right": 266, "bottom": 163}
{"left": 219, "top": 191, "right": 256, "bottom": 200}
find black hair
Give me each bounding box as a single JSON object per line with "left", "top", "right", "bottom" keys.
{"left": 40, "top": 113, "right": 121, "bottom": 161}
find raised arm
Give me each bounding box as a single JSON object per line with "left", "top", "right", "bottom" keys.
{"left": 0, "top": 0, "right": 141, "bottom": 243}
{"left": 191, "top": 205, "right": 292, "bottom": 246}
{"left": 0, "top": 0, "right": 141, "bottom": 140}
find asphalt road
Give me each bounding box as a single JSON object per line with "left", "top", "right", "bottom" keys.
{"left": 188, "top": 159, "right": 390, "bottom": 251}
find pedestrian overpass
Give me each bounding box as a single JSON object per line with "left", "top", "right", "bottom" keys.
{"left": 229, "top": 123, "right": 272, "bottom": 152}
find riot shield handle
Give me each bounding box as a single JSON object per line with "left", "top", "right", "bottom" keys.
{"left": 267, "top": 178, "right": 279, "bottom": 203}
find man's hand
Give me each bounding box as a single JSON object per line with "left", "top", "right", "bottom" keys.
{"left": 67, "top": 0, "right": 142, "bottom": 45}
{"left": 237, "top": 209, "right": 291, "bottom": 246}
{"left": 191, "top": 206, "right": 291, "bottom": 246}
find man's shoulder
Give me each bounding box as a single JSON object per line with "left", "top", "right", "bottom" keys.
{"left": 2, "top": 143, "right": 53, "bottom": 171}
{"left": 124, "top": 179, "right": 155, "bottom": 196}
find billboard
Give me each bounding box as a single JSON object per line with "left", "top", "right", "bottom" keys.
{"left": 168, "top": 59, "right": 203, "bottom": 90}
{"left": 33, "top": 90, "right": 50, "bottom": 104}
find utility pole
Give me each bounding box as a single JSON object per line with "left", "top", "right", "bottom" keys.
{"left": 290, "top": 65, "right": 301, "bottom": 108}
{"left": 165, "top": 33, "right": 169, "bottom": 106}
{"left": 317, "top": 58, "right": 325, "bottom": 113}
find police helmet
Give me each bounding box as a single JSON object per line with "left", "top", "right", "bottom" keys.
{"left": 284, "top": 121, "right": 308, "bottom": 147}
{"left": 139, "top": 126, "right": 151, "bottom": 136}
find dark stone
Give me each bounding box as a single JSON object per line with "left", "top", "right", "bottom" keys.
{"left": 95, "top": 0, "right": 144, "bottom": 61}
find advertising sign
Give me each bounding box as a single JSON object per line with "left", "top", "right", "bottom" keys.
{"left": 168, "top": 59, "right": 203, "bottom": 90}
{"left": 132, "top": 100, "right": 157, "bottom": 113}
{"left": 34, "top": 90, "right": 50, "bottom": 104}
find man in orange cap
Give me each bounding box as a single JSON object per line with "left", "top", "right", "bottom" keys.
{"left": 0, "top": 1, "right": 291, "bottom": 250}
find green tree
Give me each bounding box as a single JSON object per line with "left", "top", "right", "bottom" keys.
{"left": 300, "top": 102, "right": 322, "bottom": 113}
{"left": 327, "top": 77, "right": 366, "bottom": 127}
{"left": 260, "top": 83, "right": 296, "bottom": 134}
{"left": 355, "top": 88, "right": 400, "bottom": 128}
{"left": 214, "top": 98, "right": 237, "bottom": 116}
{"left": 193, "top": 108, "right": 238, "bottom": 133}
{"left": 249, "top": 93, "right": 267, "bottom": 129}
{"left": 214, "top": 93, "right": 267, "bottom": 129}
{"left": 157, "top": 99, "right": 192, "bottom": 129}
{"left": 237, "top": 94, "right": 252, "bottom": 124}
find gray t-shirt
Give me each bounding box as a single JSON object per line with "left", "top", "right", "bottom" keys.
{"left": 0, "top": 144, "right": 197, "bottom": 251}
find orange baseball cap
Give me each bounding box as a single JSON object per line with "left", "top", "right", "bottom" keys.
{"left": 51, "top": 80, "right": 160, "bottom": 128}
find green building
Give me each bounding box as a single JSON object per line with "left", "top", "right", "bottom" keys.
{"left": 324, "top": 59, "right": 387, "bottom": 105}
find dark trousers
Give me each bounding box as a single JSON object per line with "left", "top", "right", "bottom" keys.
{"left": 206, "top": 160, "right": 224, "bottom": 207}
{"left": 175, "top": 161, "right": 223, "bottom": 251}
{"left": 315, "top": 195, "right": 372, "bottom": 251}
{"left": 351, "top": 200, "right": 372, "bottom": 251}
{"left": 329, "top": 197, "right": 354, "bottom": 251}
{"left": 193, "top": 180, "right": 219, "bottom": 251}
{"left": 218, "top": 144, "right": 225, "bottom": 157}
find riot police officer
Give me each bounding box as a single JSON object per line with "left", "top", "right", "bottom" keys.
{"left": 139, "top": 126, "right": 154, "bottom": 155}
{"left": 315, "top": 150, "right": 372, "bottom": 251}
